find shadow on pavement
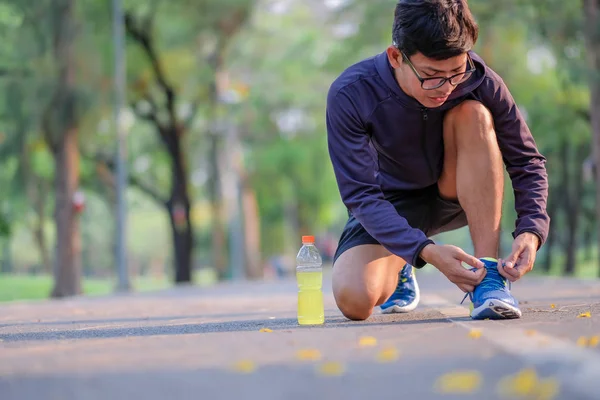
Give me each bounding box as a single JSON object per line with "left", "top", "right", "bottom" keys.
{"left": 0, "top": 315, "right": 454, "bottom": 342}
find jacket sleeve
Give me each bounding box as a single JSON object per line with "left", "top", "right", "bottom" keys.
{"left": 479, "top": 75, "right": 550, "bottom": 248}
{"left": 326, "top": 87, "right": 434, "bottom": 267}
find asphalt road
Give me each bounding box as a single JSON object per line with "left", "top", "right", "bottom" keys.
{"left": 1, "top": 269, "right": 599, "bottom": 400}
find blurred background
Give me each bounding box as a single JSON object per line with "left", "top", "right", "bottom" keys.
{"left": 0, "top": 0, "right": 598, "bottom": 301}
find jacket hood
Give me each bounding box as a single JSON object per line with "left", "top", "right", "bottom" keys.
{"left": 374, "top": 50, "right": 487, "bottom": 111}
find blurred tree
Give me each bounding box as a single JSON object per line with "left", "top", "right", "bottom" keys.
{"left": 122, "top": 0, "right": 253, "bottom": 282}
{"left": 123, "top": 9, "right": 196, "bottom": 283}
{"left": 583, "top": 0, "right": 600, "bottom": 274}
{"left": 42, "top": 0, "right": 83, "bottom": 297}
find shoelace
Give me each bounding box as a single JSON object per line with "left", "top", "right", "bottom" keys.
{"left": 460, "top": 264, "right": 511, "bottom": 304}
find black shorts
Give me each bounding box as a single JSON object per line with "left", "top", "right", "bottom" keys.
{"left": 333, "top": 184, "right": 467, "bottom": 265}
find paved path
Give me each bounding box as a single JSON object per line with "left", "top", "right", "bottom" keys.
{"left": 1, "top": 269, "right": 599, "bottom": 400}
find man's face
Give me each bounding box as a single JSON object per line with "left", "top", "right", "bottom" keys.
{"left": 386, "top": 46, "right": 471, "bottom": 108}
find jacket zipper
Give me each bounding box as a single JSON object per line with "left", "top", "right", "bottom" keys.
{"left": 421, "top": 107, "right": 434, "bottom": 182}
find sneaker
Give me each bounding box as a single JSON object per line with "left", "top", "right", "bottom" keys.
{"left": 380, "top": 264, "right": 420, "bottom": 313}
{"left": 462, "top": 257, "right": 522, "bottom": 320}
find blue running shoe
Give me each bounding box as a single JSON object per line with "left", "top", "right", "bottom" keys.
{"left": 462, "top": 257, "right": 522, "bottom": 320}
{"left": 380, "top": 264, "right": 420, "bottom": 313}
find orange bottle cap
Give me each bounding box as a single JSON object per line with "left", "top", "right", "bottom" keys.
{"left": 302, "top": 235, "right": 315, "bottom": 243}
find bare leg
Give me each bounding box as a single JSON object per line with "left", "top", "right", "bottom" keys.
{"left": 438, "top": 100, "right": 504, "bottom": 258}
{"left": 332, "top": 245, "right": 406, "bottom": 320}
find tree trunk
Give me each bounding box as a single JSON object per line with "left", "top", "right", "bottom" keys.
{"left": 584, "top": 222, "right": 593, "bottom": 261}
{"left": 584, "top": 0, "right": 600, "bottom": 273}
{"left": 166, "top": 135, "right": 193, "bottom": 283}
{"left": 52, "top": 129, "right": 82, "bottom": 296}
{"left": 241, "top": 180, "right": 262, "bottom": 279}
{"left": 541, "top": 189, "right": 558, "bottom": 272}
{"left": 42, "top": 0, "right": 81, "bottom": 297}
{"left": 563, "top": 143, "right": 586, "bottom": 276}
{"left": 208, "top": 132, "right": 228, "bottom": 280}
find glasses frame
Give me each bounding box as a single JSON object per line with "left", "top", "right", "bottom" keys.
{"left": 400, "top": 50, "right": 476, "bottom": 90}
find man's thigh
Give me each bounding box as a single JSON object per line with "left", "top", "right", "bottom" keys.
{"left": 332, "top": 244, "right": 405, "bottom": 309}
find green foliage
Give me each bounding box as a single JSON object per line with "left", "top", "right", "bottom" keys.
{"left": 0, "top": 0, "right": 595, "bottom": 283}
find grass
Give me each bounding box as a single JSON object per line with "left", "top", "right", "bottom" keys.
{"left": 0, "top": 269, "right": 218, "bottom": 303}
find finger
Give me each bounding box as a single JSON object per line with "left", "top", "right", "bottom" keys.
{"left": 454, "top": 265, "right": 486, "bottom": 286}
{"left": 473, "top": 267, "right": 486, "bottom": 284}
{"left": 498, "top": 259, "right": 520, "bottom": 280}
{"left": 458, "top": 284, "right": 474, "bottom": 293}
{"left": 513, "top": 262, "right": 532, "bottom": 280}
{"left": 502, "top": 247, "right": 521, "bottom": 269}
{"left": 454, "top": 249, "right": 485, "bottom": 269}
{"left": 515, "top": 247, "right": 535, "bottom": 273}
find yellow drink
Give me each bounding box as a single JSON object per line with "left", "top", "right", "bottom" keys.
{"left": 297, "top": 270, "right": 324, "bottom": 325}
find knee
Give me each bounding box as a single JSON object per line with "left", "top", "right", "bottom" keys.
{"left": 333, "top": 284, "right": 377, "bottom": 321}
{"left": 444, "top": 100, "right": 495, "bottom": 141}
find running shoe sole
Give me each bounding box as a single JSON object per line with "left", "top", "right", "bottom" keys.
{"left": 471, "top": 299, "right": 522, "bottom": 320}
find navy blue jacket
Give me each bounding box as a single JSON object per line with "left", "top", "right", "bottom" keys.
{"left": 326, "top": 51, "right": 549, "bottom": 267}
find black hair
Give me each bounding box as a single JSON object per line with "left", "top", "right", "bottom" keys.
{"left": 392, "top": 0, "right": 479, "bottom": 60}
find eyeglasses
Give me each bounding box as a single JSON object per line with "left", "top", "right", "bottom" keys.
{"left": 401, "top": 51, "right": 476, "bottom": 90}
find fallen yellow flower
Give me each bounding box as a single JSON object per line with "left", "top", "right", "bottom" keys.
{"left": 578, "top": 311, "right": 591, "bottom": 318}
{"left": 259, "top": 328, "right": 273, "bottom": 333}
{"left": 496, "top": 367, "right": 560, "bottom": 400}
{"left": 434, "top": 370, "right": 482, "bottom": 394}
{"left": 469, "top": 329, "right": 482, "bottom": 339}
{"left": 376, "top": 347, "right": 399, "bottom": 363}
{"left": 231, "top": 360, "right": 256, "bottom": 373}
{"left": 316, "top": 361, "right": 345, "bottom": 376}
{"left": 498, "top": 368, "right": 538, "bottom": 396}
{"left": 550, "top": 304, "right": 556, "bottom": 309}
{"left": 296, "top": 348, "right": 322, "bottom": 361}
{"left": 589, "top": 336, "right": 599, "bottom": 347}
{"left": 358, "top": 336, "right": 378, "bottom": 347}
{"left": 525, "top": 330, "right": 537, "bottom": 336}
{"left": 577, "top": 336, "right": 588, "bottom": 347}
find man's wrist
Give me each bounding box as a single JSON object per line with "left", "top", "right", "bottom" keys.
{"left": 419, "top": 243, "right": 437, "bottom": 264}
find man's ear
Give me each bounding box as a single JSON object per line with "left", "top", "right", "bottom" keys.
{"left": 386, "top": 45, "right": 402, "bottom": 68}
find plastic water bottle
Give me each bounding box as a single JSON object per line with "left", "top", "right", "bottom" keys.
{"left": 296, "top": 235, "right": 324, "bottom": 325}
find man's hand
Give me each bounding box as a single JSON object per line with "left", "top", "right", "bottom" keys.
{"left": 498, "top": 232, "right": 540, "bottom": 283}
{"left": 420, "top": 244, "right": 486, "bottom": 293}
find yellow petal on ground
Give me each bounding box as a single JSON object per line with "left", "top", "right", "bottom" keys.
{"left": 577, "top": 311, "right": 591, "bottom": 318}
{"left": 589, "top": 336, "right": 599, "bottom": 347}
{"left": 358, "top": 336, "right": 378, "bottom": 347}
{"left": 259, "top": 328, "right": 273, "bottom": 333}
{"left": 525, "top": 330, "right": 537, "bottom": 336}
{"left": 376, "top": 347, "right": 399, "bottom": 363}
{"left": 468, "top": 329, "right": 482, "bottom": 339}
{"left": 497, "top": 367, "right": 538, "bottom": 397}
{"left": 316, "top": 361, "right": 345, "bottom": 376}
{"left": 434, "top": 370, "right": 482, "bottom": 394}
{"left": 231, "top": 360, "right": 256, "bottom": 373}
{"left": 577, "top": 336, "right": 588, "bottom": 347}
{"left": 498, "top": 368, "right": 560, "bottom": 400}
{"left": 550, "top": 304, "right": 556, "bottom": 309}
{"left": 296, "top": 348, "right": 322, "bottom": 361}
